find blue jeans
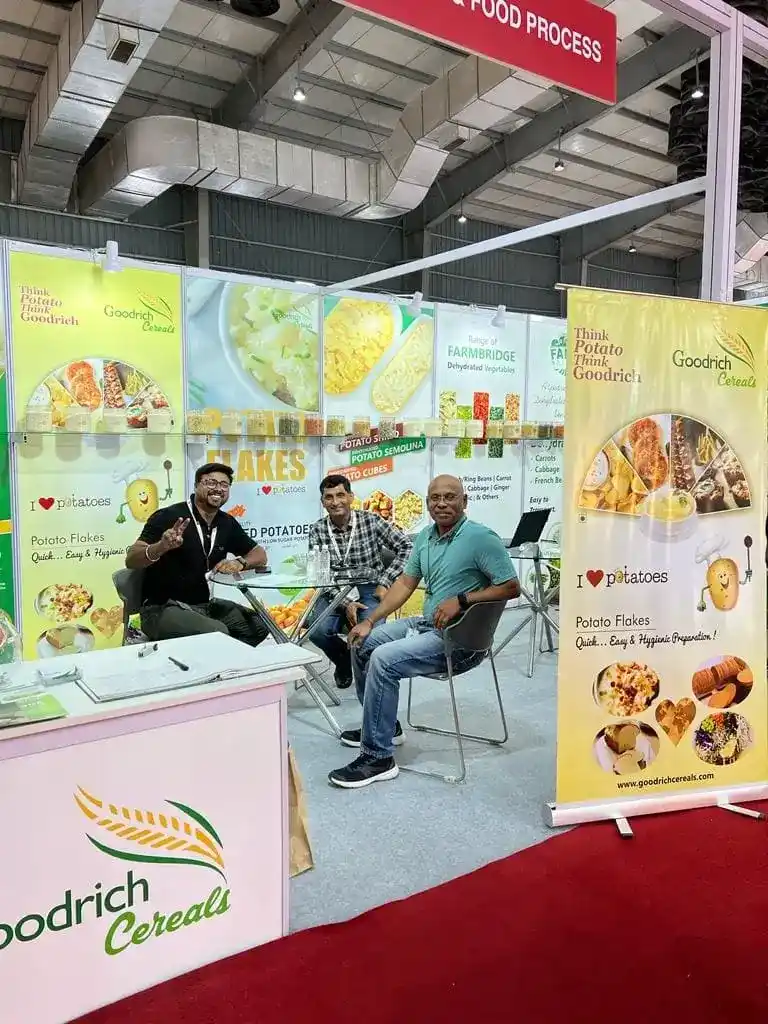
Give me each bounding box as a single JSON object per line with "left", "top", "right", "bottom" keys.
{"left": 307, "top": 584, "right": 379, "bottom": 678}
{"left": 352, "top": 617, "right": 483, "bottom": 760}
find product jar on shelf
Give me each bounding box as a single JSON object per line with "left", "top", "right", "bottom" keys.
{"left": 503, "top": 420, "right": 521, "bottom": 440}
{"left": 351, "top": 416, "right": 371, "bottom": 438}
{"left": 245, "top": 411, "right": 272, "bottom": 437}
{"left": 220, "top": 410, "right": 242, "bottom": 436}
{"left": 486, "top": 420, "right": 504, "bottom": 439}
{"left": 402, "top": 418, "right": 424, "bottom": 437}
{"left": 102, "top": 409, "right": 127, "bottom": 434}
{"left": 444, "top": 418, "right": 466, "bottom": 438}
{"left": 278, "top": 412, "right": 301, "bottom": 437}
{"left": 64, "top": 408, "right": 90, "bottom": 432}
{"left": 25, "top": 406, "right": 53, "bottom": 433}
{"left": 325, "top": 415, "right": 346, "bottom": 436}
{"left": 423, "top": 418, "right": 442, "bottom": 437}
{"left": 186, "top": 410, "right": 210, "bottom": 435}
{"left": 303, "top": 413, "right": 324, "bottom": 436}
{"left": 465, "top": 419, "right": 484, "bottom": 439}
{"left": 147, "top": 408, "right": 172, "bottom": 434}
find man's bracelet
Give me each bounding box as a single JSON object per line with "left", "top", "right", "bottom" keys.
{"left": 145, "top": 544, "right": 161, "bottom": 564}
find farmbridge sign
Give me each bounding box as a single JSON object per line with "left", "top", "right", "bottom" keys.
{"left": 337, "top": 0, "right": 617, "bottom": 103}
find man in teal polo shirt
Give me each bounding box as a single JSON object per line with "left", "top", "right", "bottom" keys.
{"left": 328, "top": 474, "right": 519, "bottom": 789}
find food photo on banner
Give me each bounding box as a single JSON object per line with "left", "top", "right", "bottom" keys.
{"left": 323, "top": 294, "right": 435, "bottom": 426}
{"left": 432, "top": 303, "right": 526, "bottom": 539}
{"left": 7, "top": 245, "right": 184, "bottom": 659}
{"left": 185, "top": 270, "right": 321, "bottom": 429}
{"left": 556, "top": 289, "right": 768, "bottom": 816}
{"left": 194, "top": 437, "right": 322, "bottom": 631}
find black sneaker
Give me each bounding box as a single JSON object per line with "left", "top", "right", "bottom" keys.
{"left": 328, "top": 754, "right": 399, "bottom": 789}
{"left": 340, "top": 720, "right": 405, "bottom": 749}
{"left": 334, "top": 666, "right": 353, "bottom": 690}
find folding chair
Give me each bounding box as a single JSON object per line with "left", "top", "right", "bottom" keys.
{"left": 402, "top": 599, "right": 508, "bottom": 784}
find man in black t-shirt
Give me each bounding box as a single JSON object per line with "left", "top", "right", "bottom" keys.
{"left": 125, "top": 462, "right": 268, "bottom": 646}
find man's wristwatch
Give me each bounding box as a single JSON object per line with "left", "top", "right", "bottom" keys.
{"left": 236, "top": 556, "right": 248, "bottom": 569}
{"left": 457, "top": 592, "right": 469, "bottom": 611}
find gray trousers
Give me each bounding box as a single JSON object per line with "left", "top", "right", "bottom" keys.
{"left": 140, "top": 598, "right": 268, "bottom": 647}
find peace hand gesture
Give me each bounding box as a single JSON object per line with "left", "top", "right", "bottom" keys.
{"left": 160, "top": 517, "right": 189, "bottom": 552}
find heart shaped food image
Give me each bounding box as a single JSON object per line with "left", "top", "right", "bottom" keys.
{"left": 655, "top": 698, "right": 696, "bottom": 745}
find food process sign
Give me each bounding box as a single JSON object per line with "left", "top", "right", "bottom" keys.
{"left": 337, "top": 0, "right": 617, "bottom": 103}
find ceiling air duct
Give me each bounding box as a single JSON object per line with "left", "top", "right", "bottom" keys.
{"left": 17, "top": 0, "right": 180, "bottom": 210}
{"left": 77, "top": 52, "right": 552, "bottom": 220}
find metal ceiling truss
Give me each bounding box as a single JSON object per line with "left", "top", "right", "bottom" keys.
{"left": 408, "top": 25, "right": 705, "bottom": 232}
{"left": 217, "top": 0, "right": 355, "bottom": 128}
{"left": 326, "top": 0, "right": 759, "bottom": 303}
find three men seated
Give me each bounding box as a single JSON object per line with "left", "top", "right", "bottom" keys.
{"left": 126, "top": 467, "right": 515, "bottom": 791}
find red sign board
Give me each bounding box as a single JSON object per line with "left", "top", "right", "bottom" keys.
{"left": 338, "top": 0, "right": 617, "bottom": 104}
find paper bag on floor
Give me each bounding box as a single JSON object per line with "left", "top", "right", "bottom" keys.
{"left": 288, "top": 748, "right": 314, "bottom": 877}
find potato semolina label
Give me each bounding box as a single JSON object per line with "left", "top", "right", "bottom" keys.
{"left": 8, "top": 248, "right": 184, "bottom": 659}
{"left": 556, "top": 289, "right": 768, "bottom": 810}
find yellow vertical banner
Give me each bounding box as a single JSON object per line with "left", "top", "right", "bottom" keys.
{"left": 556, "top": 290, "right": 768, "bottom": 818}
{"left": 8, "top": 250, "right": 185, "bottom": 659}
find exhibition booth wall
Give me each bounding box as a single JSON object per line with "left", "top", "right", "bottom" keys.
{"left": 0, "top": 241, "right": 566, "bottom": 660}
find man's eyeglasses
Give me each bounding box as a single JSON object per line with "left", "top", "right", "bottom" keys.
{"left": 200, "top": 479, "right": 230, "bottom": 492}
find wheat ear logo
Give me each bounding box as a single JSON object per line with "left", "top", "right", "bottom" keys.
{"left": 137, "top": 291, "right": 174, "bottom": 324}
{"left": 74, "top": 787, "right": 225, "bottom": 880}
{"left": 715, "top": 330, "right": 756, "bottom": 374}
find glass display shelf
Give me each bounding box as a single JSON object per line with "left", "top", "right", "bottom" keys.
{"left": 8, "top": 430, "right": 566, "bottom": 442}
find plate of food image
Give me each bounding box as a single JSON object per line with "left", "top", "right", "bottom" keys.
{"left": 393, "top": 489, "right": 424, "bottom": 531}
{"left": 35, "top": 583, "right": 93, "bottom": 624}
{"left": 28, "top": 359, "right": 171, "bottom": 430}
{"left": 693, "top": 712, "right": 753, "bottom": 766}
{"left": 639, "top": 487, "right": 697, "bottom": 544}
{"left": 362, "top": 489, "right": 394, "bottom": 522}
{"left": 323, "top": 297, "right": 401, "bottom": 398}
{"left": 594, "top": 661, "right": 661, "bottom": 717}
{"left": 581, "top": 415, "right": 749, "bottom": 534}
{"left": 221, "top": 284, "right": 320, "bottom": 411}
{"left": 691, "top": 446, "right": 751, "bottom": 513}
{"left": 692, "top": 655, "right": 753, "bottom": 708}
{"left": 594, "top": 721, "right": 660, "bottom": 775}
{"left": 36, "top": 625, "right": 95, "bottom": 658}
{"left": 614, "top": 415, "right": 670, "bottom": 492}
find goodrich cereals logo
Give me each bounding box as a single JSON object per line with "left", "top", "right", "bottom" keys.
{"left": 0, "top": 787, "right": 231, "bottom": 958}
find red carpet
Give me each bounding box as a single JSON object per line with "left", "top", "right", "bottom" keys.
{"left": 78, "top": 805, "right": 768, "bottom": 1024}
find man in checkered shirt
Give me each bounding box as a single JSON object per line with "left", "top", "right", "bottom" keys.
{"left": 307, "top": 474, "right": 412, "bottom": 688}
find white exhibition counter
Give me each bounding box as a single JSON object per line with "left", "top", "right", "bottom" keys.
{"left": 0, "top": 633, "right": 320, "bottom": 1024}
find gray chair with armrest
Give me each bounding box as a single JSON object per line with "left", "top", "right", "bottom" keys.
{"left": 401, "top": 598, "right": 508, "bottom": 785}
{"left": 112, "top": 567, "right": 148, "bottom": 645}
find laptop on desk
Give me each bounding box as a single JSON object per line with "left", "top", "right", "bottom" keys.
{"left": 505, "top": 509, "right": 552, "bottom": 551}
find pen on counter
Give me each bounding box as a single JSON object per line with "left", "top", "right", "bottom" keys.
{"left": 168, "top": 656, "right": 189, "bottom": 671}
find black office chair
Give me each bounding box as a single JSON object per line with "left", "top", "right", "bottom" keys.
{"left": 402, "top": 599, "right": 508, "bottom": 784}
{"left": 112, "top": 568, "right": 148, "bottom": 645}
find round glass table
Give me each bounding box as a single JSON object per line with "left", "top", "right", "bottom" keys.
{"left": 210, "top": 569, "right": 379, "bottom": 736}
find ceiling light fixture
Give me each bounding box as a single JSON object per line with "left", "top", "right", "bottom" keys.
{"left": 491, "top": 304, "right": 507, "bottom": 329}
{"left": 457, "top": 197, "right": 468, "bottom": 225}
{"left": 102, "top": 240, "right": 121, "bottom": 273}
{"left": 406, "top": 291, "right": 424, "bottom": 316}
{"left": 628, "top": 242, "right": 637, "bottom": 254}
{"left": 293, "top": 82, "right": 306, "bottom": 102}
{"left": 691, "top": 52, "right": 705, "bottom": 100}
{"left": 554, "top": 130, "right": 565, "bottom": 172}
